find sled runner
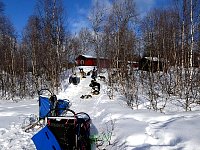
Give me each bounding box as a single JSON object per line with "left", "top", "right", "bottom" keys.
{"left": 32, "top": 108, "right": 91, "bottom": 150}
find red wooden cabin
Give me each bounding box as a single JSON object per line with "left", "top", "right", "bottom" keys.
{"left": 75, "top": 55, "right": 109, "bottom": 68}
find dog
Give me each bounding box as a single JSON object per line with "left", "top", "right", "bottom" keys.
{"left": 87, "top": 71, "right": 91, "bottom": 76}
{"left": 89, "top": 80, "right": 100, "bottom": 95}
{"left": 98, "top": 75, "right": 106, "bottom": 81}
{"left": 69, "top": 73, "right": 80, "bottom": 85}
{"left": 89, "top": 80, "right": 100, "bottom": 91}
{"left": 79, "top": 68, "right": 86, "bottom": 78}
{"left": 91, "top": 89, "right": 100, "bottom": 95}
{"left": 91, "top": 68, "right": 97, "bottom": 79}
{"left": 80, "top": 95, "right": 92, "bottom": 99}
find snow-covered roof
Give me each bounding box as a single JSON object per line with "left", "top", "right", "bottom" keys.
{"left": 81, "top": 54, "right": 95, "bottom": 58}
{"left": 78, "top": 54, "right": 107, "bottom": 59}
{"left": 144, "top": 57, "right": 163, "bottom": 61}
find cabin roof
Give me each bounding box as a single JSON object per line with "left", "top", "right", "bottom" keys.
{"left": 144, "top": 57, "right": 164, "bottom": 62}
{"left": 76, "top": 54, "right": 107, "bottom": 60}
{"left": 81, "top": 55, "right": 95, "bottom": 58}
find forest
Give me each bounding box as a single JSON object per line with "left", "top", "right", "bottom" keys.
{"left": 0, "top": 0, "right": 199, "bottom": 112}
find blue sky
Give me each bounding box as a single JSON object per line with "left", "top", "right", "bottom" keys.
{"left": 2, "top": 0, "right": 92, "bottom": 38}
{"left": 1, "top": 0, "right": 169, "bottom": 39}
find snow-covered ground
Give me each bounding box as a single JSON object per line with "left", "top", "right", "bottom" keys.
{"left": 0, "top": 66, "right": 200, "bottom": 150}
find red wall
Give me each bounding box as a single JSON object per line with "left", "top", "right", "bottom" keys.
{"left": 75, "top": 55, "right": 110, "bottom": 67}
{"left": 85, "top": 59, "right": 97, "bottom": 66}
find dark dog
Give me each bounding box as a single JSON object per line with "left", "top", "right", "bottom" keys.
{"left": 98, "top": 75, "right": 106, "bottom": 81}
{"left": 69, "top": 74, "right": 80, "bottom": 85}
{"left": 87, "top": 71, "right": 91, "bottom": 76}
{"left": 89, "top": 80, "right": 100, "bottom": 95}
{"left": 91, "top": 68, "right": 97, "bottom": 79}
{"left": 80, "top": 95, "right": 92, "bottom": 99}
{"left": 89, "top": 80, "right": 100, "bottom": 91}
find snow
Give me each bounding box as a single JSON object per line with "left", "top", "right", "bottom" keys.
{"left": 0, "top": 66, "right": 200, "bottom": 150}
{"left": 81, "top": 54, "right": 96, "bottom": 58}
